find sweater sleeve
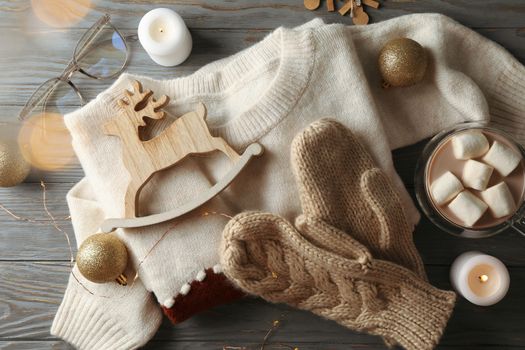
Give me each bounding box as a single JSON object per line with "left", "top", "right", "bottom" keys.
{"left": 51, "top": 179, "right": 162, "bottom": 350}
{"left": 346, "top": 13, "right": 525, "bottom": 150}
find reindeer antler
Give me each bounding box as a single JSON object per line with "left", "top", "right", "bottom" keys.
{"left": 118, "top": 80, "right": 170, "bottom": 120}
{"left": 118, "top": 81, "right": 151, "bottom": 108}
{"left": 141, "top": 94, "right": 170, "bottom": 120}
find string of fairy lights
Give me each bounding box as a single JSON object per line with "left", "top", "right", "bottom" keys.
{"left": 0, "top": 181, "right": 298, "bottom": 350}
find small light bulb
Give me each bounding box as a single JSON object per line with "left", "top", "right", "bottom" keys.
{"left": 479, "top": 274, "right": 489, "bottom": 283}
{"left": 159, "top": 28, "right": 164, "bottom": 33}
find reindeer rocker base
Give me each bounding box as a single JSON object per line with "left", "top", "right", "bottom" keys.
{"left": 100, "top": 80, "right": 263, "bottom": 233}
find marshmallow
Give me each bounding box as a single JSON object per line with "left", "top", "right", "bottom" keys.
{"left": 448, "top": 191, "right": 488, "bottom": 227}
{"left": 480, "top": 182, "right": 516, "bottom": 218}
{"left": 451, "top": 131, "right": 489, "bottom": 160}
{"left": 462, "top": 159, "right": 493, "bottom": 191}
{"left": 430, "top": 171, "right": 464, "bottom": 205}
{"left": 482, "top": 141, "right": 522, "bottom": 176}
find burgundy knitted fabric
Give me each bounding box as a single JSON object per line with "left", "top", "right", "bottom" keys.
{"left": 162, "top": 269, "right": 244, "bottom": 324}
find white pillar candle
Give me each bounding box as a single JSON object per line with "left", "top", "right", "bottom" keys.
{"left": 450, "top": 252, "right": 510, "bottom": 306}
{"left": 138, "top": 8, "right": 192, "bottom": 67}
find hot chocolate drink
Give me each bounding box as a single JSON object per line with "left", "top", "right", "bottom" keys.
{"left": 426, "top": 129, "right": 525, "bottom": 229}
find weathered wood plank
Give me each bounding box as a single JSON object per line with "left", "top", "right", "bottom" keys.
{"left": 1, "top": 1, "right": 525, "bottom": 348}
{"left": 3, "top": 179, "right": 525, "bottom": 263}
{"left": 0, "top": 262, "right": 68, "bottom": 340}
{"left": 0, "top": 342, "right": 380, "bottom": 350}
{"left": 0, "top": 1, "right": 525, "bottom": 30}
{"left": 1, "top": 342, "right": 524, "bottom": 350}
{"left": 1, "top": 262, "right": 524, "bottom": 347}
{"left": 0, "top": 26, "right": 523, "bottom": 107}
{"left": 0, "top": 25, "right": 522, "bottom": 185}
{"left": 144, "top": 343, "right": 525, "bottom": 350}
{"left": 0, "top": 28, "right": 270, "bottom": 107}
{"left": 0, "top": 341, "right": 72, "bottom": 350}
{"left": 0, "top": 110, "right": 523, "bottom": 188}
{"left": 0, "top": 125, "right": 508, "bottom": 189}
{"left": 0, "top": 183, "right": 76, "bottom": 260}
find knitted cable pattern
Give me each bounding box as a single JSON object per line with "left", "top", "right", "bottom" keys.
{"left": 221, "top": 212, "right": 456, "bottom": 350}
{"left": 220, "top": 119, "right": 456, "bottom": 349}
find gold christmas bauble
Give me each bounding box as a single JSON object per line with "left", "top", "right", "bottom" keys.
{"left": 0, "top": 141, "right": 31, "bottom": 187}
{"left": 378, "top": 38, "right": 428, "bottom": 87}
{"left": 77, "top": 233, "right": 128, "bottom": 284}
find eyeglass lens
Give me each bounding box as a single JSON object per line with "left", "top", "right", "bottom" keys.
{"left": 21, "top": 16, "right": 128, "bottom": 121}
{"left": 23, "top": 78, "right": 83, "bottom": 121}
{"left": 74, "top": 20, "right": 127, "bottom": 79}
{"left": 17, "top": 15, "right": 128, "bottom": 171}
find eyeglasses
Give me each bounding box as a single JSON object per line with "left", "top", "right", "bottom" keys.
{"left": 19, "top": 14, "right": 130, "bottom": 121}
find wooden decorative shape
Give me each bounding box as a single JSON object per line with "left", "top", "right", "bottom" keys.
{"left": 102, "top": 80, "right": 263, "bottom": 229}
{"left": 363, "top": 0, "right": 379, "bottom": 9}
{"left": 304, "top": 0, "right": 321, "bottom": 10}
{"left": 339, "top": 0, "right": 353, "bottom": 16}
{"left": 101, "top": 143, "right": 263, "bottom": 232}
{"left": 352, "top": 5, "right": 369, "bottom": 25}
{"left": 327, "top": 0, "right": 335, "bottom": 11}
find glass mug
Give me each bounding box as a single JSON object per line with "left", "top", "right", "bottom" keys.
{"left": 415, "top": 122, "right": 525, "bottom": 238}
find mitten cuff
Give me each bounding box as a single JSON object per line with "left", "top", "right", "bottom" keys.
{"left": 51, "top": 272, "right": 162, "bottom": 350}
{"left": 376, "top": 278, "right": 456, "bottom": 350}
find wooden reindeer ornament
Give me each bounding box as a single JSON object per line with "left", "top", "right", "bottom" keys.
{"left": 100, "top": 80, "right": 263, "bottom": 233}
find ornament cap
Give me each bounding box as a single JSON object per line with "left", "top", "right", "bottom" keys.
{"left": 116, "top": 274, "right": 128, "bottom": 286}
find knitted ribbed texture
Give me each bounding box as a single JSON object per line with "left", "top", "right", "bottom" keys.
{"left": 489, "top": 60, "right": 525, "bottom": 144}
{"left": 97, "top": 27, "right": 315, "bottom": 149}
{"left": 221, "top": 213, "right": 456, "bottom": 350}
{"left": 51, "top": 270, "right": 162, "bottom": 350}
{"left": 220, "top": 120, "right": 456, "bottom": 349}
{"left": 291, "top": 119, "right": 426, "bottom": 278}
{"left": 50, "top": 183, "right": 163, "bottom": 350}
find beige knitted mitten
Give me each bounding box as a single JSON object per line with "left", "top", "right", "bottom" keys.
{"left": 221, "top": 212, "right": 455, "bottom": 350}
{"left": 291, "top": 119, "right": 426, "bottom": 278}
{"left": 221, "top": 119, "right": 456, "bottom": 349}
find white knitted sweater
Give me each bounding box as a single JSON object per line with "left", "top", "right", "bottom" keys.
{"left": 51, "top": 14, "right": 525, "bottom": 349}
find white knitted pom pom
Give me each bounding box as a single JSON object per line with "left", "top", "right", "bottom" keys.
{"left": 448, "top": 191, "right": 488, "bottom": 227}
{"left": 482, "top": 141, "right": 522, "bottom": 176}
{"left": 196, "top": 270, "right": 207, "bottom": 282}
{"left": 451, "top": 131, "right": 489, "bottom": 160}
{"left": 480, "top": 182, "right": 516, "bottom": 218}
{"left": 430, "top": 171, "right": 463, "bottom": 205}
{"left": 180, "top": 283, "right": 191, "bottom": 296}
{"left": 462, "top": 159, "right": 493, "bottom": 191}
{"left": 212, "top": 264, "right": 223, "bottom": 274}
{"left": 164, "top": 298, "right": 175, "bottom": 308}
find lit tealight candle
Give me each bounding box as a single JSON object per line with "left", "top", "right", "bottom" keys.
{"left": 450, "top": 252, "right": 510, "bottom": 306}
{"left": 138, "top": 8, "right": 192, "bottom": 67}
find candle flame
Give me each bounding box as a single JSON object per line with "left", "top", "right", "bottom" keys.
{"left": 479, "top": 274, "right": 489, "bottom": 283}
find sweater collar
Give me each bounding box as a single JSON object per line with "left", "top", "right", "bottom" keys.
{"left": 101, "top": 26, "right": 315, "bottom": 148}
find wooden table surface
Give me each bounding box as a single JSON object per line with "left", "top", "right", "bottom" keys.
{"left": 1, "top": 1, "right": 525, "bottom": 349}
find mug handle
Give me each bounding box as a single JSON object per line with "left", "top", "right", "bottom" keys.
{"left": 511, "top": 217, "right": 525, "bottom": 237}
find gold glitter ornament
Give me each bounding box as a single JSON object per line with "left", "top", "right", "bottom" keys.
{"left": 0, "top": 141, "right": 31, "bottom": 187}
{"left": 378, "top": 38, "right": 428, "bottom": 87}
{"left": 77, "top": 233, "right": 129, "bottom": 285}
